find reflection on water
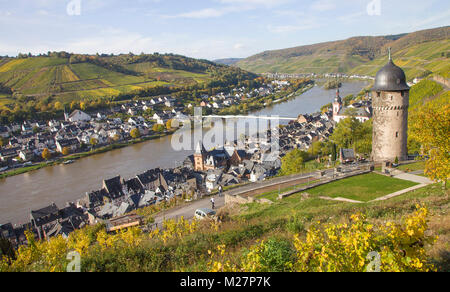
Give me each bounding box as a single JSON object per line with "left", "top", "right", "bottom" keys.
{"left": 0, "top": 81, "right": 368, "bottom": 224}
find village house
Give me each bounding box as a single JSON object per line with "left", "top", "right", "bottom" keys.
{"left": 56, "top": 138, "right": 79, "bottom": 153}
{"left": 67, "top": 110, "right": 92, "bottom": 123}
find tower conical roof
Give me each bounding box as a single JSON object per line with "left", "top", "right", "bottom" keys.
{"left": 372, "top": 49, "right": 409, "bottom": 91}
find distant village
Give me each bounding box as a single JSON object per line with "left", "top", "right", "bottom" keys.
{"left": 0, "top": 80, "right": 374, "bottom": 248}
{"left": 264, "top": 72, "right": 376, "bottom": 81}
{"left": 0, "top": 80, "right": 291, "bottom": 171}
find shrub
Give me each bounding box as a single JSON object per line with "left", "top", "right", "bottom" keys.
{"left": 242, "top": 237, "right": 296, "bottom": 272}
{"left": 286, "top": 215, "right": 305, "bottom": 234}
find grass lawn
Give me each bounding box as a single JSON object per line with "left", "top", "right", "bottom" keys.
{"left": 397, "top": 161, "right": 426, "bottom": 172}
{"left": 305, "top": 173, "right": 419, "bottom": 202}
{"left": 256, "top": 180, "right": 320, "bottom": 202}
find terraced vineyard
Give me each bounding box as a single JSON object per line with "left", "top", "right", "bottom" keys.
{"left": 237, "top": 26, "right": 450, "bottom": 80}
{"left": 0, "top": 53, "right": 253, "bottom": 110}
{"left": 349, "top": 39, "right": 450, "bottom": 79}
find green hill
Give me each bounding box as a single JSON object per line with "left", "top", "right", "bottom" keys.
{"left": 237, "top": 26, "right": 450, "bottom": 80}
{"left": 0, "top": 52, "right": 256, "bottom": 109}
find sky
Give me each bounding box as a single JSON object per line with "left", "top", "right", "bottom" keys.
{"left": 0, "top": 0, "right": 449, "bottom": 60}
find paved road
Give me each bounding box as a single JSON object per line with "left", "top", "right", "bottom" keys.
{"left": 153, "top": 195, "right": 225, "bottom": 226}
{"left": 393, "top": 173, "right": 434, "bottom": 184}
{"left": 151, "top": 163, "right": 371, "bottom": 226}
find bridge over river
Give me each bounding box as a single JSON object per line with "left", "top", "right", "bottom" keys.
{"left": 0, "top": 80, "right": 369, "bottom": 225}
{"left": 203, "top": 115, "right": 297, "bottom": 121}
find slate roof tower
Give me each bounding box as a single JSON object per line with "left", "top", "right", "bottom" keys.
{"left": 371, "top": 49, "right": 410, "bottom": 163}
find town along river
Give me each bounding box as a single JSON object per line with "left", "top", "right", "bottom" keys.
{"left": 0, "top": 81, "right": 369, "bottom": 225}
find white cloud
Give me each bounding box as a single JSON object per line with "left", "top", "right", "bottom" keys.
{"left": 310, "top": 0, "right": 336, "bottom": 12}
{"left": 168, "top": 8, "right": 229, "bottom": 19}
{"left": 219, "top": 0, "right": 291, "bottom": 8}
{"left": 337, "top": 11, "right": 365, "bottom": 23}
{"left": 166, "top": 0, "right": 292, "bottom": 19}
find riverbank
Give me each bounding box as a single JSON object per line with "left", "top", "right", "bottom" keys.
{"left": 0, "top": 82, "right": 314, "bottom": 180}
{"left": 0, "top": 80, "right": 369, "bottom": 225}
{"left": 0, "top": 130, "right": 177, "bottom": 180}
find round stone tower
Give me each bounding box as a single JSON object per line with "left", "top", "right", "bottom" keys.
{"left": 371, "top": 50, "right": 410, "bottom": 163}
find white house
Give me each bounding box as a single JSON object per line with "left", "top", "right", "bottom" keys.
{"left": 68, "top": 110, "right": 91, "bottom": 123}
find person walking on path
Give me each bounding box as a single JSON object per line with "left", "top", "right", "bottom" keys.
{"left": 211, "top": 197, "right": 215, "bottom": 209}
{"left": 218, "top": 185, "right": 223, "bottom": 197}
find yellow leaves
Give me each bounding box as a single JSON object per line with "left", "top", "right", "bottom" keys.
{"left": 207, "top": 244, "right": 237, "bottom": 272}
{"left": 119, "top": 227, "right": 143, "bottom": 247}
{"left": 210, "top": 219, "right": 221, "bottom": 232}
{"left": 68, "top": 229, "right": 92, "bottom": 256}
{"left": 289, "top": 206, "right": 436, "bottom": 272}
{"left": 160, "top": 217, "right": 199, "bottom": 244}
{"left": 96, "top": 229, "right": 109, "bottom": 250}
{"left": 410, "top": 101, "right": 450, "bottom": 185}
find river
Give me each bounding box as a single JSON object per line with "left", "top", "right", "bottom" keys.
{"left": 0, "top": 81, "right": 369, "bottom": 225}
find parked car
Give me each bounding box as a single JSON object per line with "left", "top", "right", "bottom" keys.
{"left": 194, "top": 208, "right": 216, "bottom": 220}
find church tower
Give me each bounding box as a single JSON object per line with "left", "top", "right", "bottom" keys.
{"left": 371, "top": 49, "right": 410, "bottom": 163}
{"left": 194, "top": 141, "right": 206, "bottom": 171}
{"left": 332, "top": 88, "right": 342, "bottom": 119}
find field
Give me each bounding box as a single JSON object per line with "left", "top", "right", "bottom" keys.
{"left": 304, "top": 173, "right": 419, "bottom": 202}
{"left": 350, "top": 39, "right": 450, "bottom": 80}
{"left": 0, "top": 54, "right": 221, "bottom": 107}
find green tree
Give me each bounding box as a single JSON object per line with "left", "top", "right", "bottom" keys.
{"left": 0, "top": 238, "right": 16, "bottom": 263}
{"left": 280, "top": 149, "right": 309, "bottom": 176}
{"left": 331, "top": 143, "right": 337, "bottom": 162}
{"left": 410, "top": 100, "right": 449, "bottom": 188}
{"left": 330, "top": 118, "right": 372, "bottom": 155}
{"left": 152, "top": 124, "right": 165, "bottom": 133}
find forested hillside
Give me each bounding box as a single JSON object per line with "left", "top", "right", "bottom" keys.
{"left": 0, "top": 52, "right": 257, "bottom": 121}
{"left": 237, "top": 26, "right": 449, "bottom": 79}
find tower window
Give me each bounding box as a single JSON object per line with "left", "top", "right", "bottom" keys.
{"left": 401, "top": 91, "right": 405, "bottom": 97}
{"left": 396, "top": 132, "right": 399, "bottom": 138}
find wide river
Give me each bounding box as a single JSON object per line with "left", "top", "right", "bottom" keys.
{"left": 0, "top": 81, "right": 369, "bottom": 225}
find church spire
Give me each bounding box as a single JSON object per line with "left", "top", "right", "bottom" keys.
{"left": 334, "top": 86, "right": 341, "bottom": 104}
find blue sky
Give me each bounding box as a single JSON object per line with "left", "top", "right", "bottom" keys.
{"left": 0, "top": 0, "right": 449, "bottom": 60}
